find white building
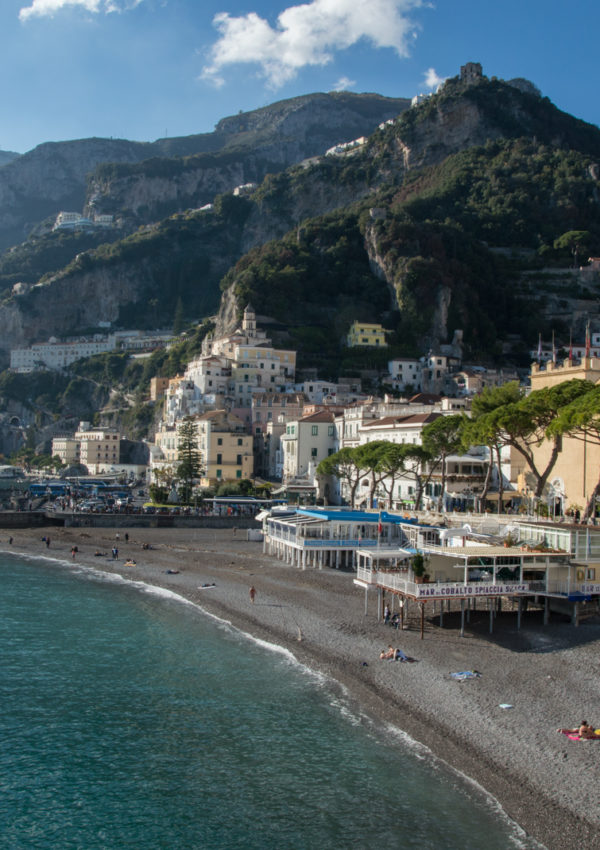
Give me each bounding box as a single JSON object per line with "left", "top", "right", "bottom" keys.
{"left": 10, "top": 329, "right": 174, "bottom": 373}
{"left": 325, "top": 137, "right": 367, "bottom": 156}
{"left": 281, "top": 411, "right": 337, "bottom": 483}
{"left": 386, "top": 358, "right": 423, "bottom": 391}
{"left": 51, "top": 436, "right": 81, "bottom": 466}
{"left": 11, "top": 336, "right": 116, "bottom": 372}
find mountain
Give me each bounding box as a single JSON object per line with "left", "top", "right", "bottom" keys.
{"left": 0, "top": 92, "right": 409, "bottom": 253}
{"left": 1, "top": 67, "right": 599, "bottom": 377}
{"left": 0, "top": 151, "right": 20, "bottom": 168}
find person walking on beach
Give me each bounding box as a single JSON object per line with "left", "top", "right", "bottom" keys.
{"left": 249, "top": 586, "right": 256, "bottom": 604}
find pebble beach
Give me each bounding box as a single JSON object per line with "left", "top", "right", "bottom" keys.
{"left": 5, "top": 525, "right": 600, "bottom": 849}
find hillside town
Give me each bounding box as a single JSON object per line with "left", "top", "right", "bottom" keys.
{"left": 15, "top": 303, "right": 591, "bottom": 525}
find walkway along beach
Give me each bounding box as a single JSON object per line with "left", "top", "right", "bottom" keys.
{"left": 4, "top": 525, "right": 600, "bottom": 849}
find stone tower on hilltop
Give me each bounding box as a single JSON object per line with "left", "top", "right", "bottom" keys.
{"left": 460, "top": 62, "right": 483, "bottom": 84}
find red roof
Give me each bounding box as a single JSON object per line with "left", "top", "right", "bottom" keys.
{"left": 299, "top": 411, "right": 336, "bottom": 423}
{"left": 362, "top": 412, "right": 441, "bottom": 428}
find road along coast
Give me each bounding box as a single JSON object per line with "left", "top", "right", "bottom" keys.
{"left": 4, "top": 525, "right": 600, "bottom": 850}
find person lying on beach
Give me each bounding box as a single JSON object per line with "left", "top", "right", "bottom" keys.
{"left": 558, "top": 721, "right": 600, "bottom": 739}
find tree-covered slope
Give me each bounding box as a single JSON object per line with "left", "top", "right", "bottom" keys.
{"left": 219, "top": 131, "right": 600, "bottom": 372}
{"left": 2, "top": 72, "right": 600, "bottom": 370}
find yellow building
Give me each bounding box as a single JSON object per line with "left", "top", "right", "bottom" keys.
{"left": 149, "top": 376, "right": 170, "bottom": 401}
{"left": 196, "top": 410, "right": 254, "bottom": 486}
{"left": 526, "top": 359, "right": 600, "bottom": 514}
{"left": 51, "top": 435, "right": 81, "bottom": 466}
{"left": 346, "top": 321, "right": 387, "bottom": 347}
{"left": 74, "top": 424, "right": 122, "bottom": 474}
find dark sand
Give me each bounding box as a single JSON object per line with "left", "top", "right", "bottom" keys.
{"left": 5, "top": 525, "right": 600, "bottom": 849}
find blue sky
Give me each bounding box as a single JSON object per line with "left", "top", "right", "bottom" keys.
{"left": 2, "top": 0, "right": 598, "bottom": 153}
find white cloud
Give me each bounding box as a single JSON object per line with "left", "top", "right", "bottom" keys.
{"left": 332, "top": 76, "right": 356, "bottom": 91}
{"left": 19, "top": 0, "right": 141, "bottom": 22}
{"left": 202, "top": 0, "right": 423, "bottom": 88}
{"left": 423, "top": 66, "right": 446, "bottom": 90}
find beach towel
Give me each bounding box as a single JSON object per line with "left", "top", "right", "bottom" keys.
{"left": 450, "top": 671, "right": 481, "bottom": 680}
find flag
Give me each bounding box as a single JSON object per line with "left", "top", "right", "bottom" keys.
{"left": 585, "top": 322, "right": 591, "bottom": 359}
{"left": 537, "top": 333, "right": 542, "bottom": 363}
{"left": 552, "top": 330, "right": 556, "bottom": 365}
{"left": 378, "top": 512, "right": 383, "bottom": 536}
{"left": 568, "top": 331, "right": 573, "bottom": 362}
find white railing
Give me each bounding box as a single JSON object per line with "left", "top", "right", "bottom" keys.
{"left": 356, "top": 568, "right": 600, "bottom": 599}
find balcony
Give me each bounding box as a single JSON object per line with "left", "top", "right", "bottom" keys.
{"left": 355, "top": 567, "right": 600, "bottom": 600}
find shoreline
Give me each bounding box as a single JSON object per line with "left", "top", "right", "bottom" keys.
{"left": 5, "top": 526, "right": 600, "bottom": 849}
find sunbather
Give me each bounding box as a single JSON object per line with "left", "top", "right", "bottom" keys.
{"left": 379, "top": 645, "right": 396, "bottom": 660}
{"left": 557, "top": 721, "right": 600, "bottom": 739}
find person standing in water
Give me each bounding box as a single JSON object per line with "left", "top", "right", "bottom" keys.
{"left": 249, "top": 586, "right": 256, "bottom": 604}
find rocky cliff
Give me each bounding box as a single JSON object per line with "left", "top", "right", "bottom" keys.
{"left": 0, "top": 92, "right": 409, "bottom": 253}
{"left": 84, "top": 92, "right": 410, "bottom": 225}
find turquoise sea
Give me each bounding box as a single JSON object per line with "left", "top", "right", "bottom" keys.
{"left": 0, "top": 554, "right": 540, "bottom": 849}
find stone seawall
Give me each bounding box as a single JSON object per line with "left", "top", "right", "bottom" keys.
{"left": 0, "top": 512, "right": 48, "bottom": 528}
{"left": 56, "top": 513, "right": 261, "bottom": 530}
{"left": 0, "top": 512, "right": 261, "bottom": 531}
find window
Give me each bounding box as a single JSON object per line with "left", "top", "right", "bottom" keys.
{"left": 311, "top": 448, "right": 318, "bottom": 457}
{"left": 236, "top": 470, "right": 242, "bottom": 478}
{"left": 237, "top": 438, "right": 243, "bottom": 445}
{"left": 236, "top": 454, "right": 242, "bottom": 465}
{"left": 216, "top": 469, "right": 222, "bottom": 478}
{"left": 217, "top": 438, "right": 223, "bottom": 445}
{"left": 217, "top": 453, "right": 222, "bottom": 464}
{"left": 311, "top": 425, "right": 318, "bottom": 436}
{"left": 327, "top": 425, "right": 334, "bottom": 436}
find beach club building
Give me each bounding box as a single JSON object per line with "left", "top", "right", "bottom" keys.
{"left": 264, "top": 509, "right": 600, "bottom": 635}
